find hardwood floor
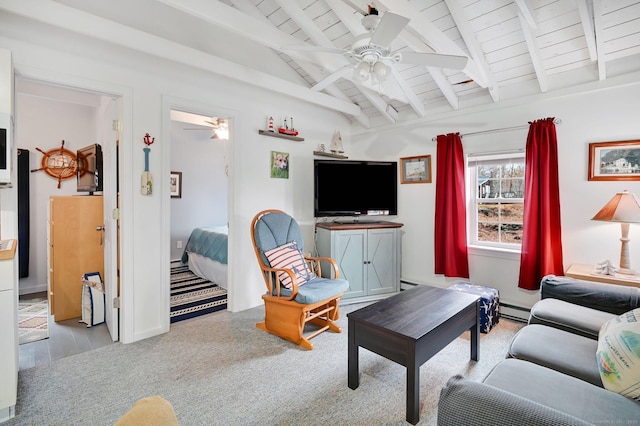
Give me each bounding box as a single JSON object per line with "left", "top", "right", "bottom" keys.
{"left": 18, "top": 292, "right": 114, "bottom": 371}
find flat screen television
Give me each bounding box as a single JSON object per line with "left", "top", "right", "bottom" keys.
{"left": 76, "top": 143, "right": 103, "bottom": 193}
{"left": 314, "top": 159, "right": 397, "bottom": 218}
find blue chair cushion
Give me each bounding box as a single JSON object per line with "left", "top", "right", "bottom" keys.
{"left": 276, "top": 277, "right": 349, "bottom": 304}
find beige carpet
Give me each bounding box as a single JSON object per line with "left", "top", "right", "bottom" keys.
{"left": 8, "top": 301, "right": 524, "bottom": 425}
{"left": 18, "top": 298, "right": 49, "bottom": 345}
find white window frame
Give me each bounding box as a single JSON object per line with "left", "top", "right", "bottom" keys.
{"left": 467, "top": 151, "right": 525, "bottom": 252}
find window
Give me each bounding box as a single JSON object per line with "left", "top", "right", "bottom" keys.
{"left": 468, "top": 152, "right": 525, "bottom": 250}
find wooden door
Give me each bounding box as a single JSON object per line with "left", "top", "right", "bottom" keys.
{"left": 49, "top": 195, "right": 104, "bottom": 322}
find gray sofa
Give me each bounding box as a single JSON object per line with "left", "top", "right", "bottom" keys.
{"left": 437, "top": 274, "right": 640, "bottom": 425}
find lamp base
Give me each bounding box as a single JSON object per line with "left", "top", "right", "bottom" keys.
{"left": 616, "top": 267, "right": 638, "bottom": 276}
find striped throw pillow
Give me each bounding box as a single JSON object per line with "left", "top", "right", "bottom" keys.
{"left": 264, "top": 241, "right": 316, "bottom": 289}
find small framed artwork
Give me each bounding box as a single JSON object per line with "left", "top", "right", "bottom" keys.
{"left": 271, "top": 151, "right": 289, "bottom": 179}
{"left": 588, "top": 140, "right": 640, "bottom": 181}
{"left": 400, "top": 155, "right": 432, "bottom": 184}
{"left": 170, "top": 171, "right": 182, "bottom": 198}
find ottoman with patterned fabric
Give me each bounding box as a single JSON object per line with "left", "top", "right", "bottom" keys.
{"left": 449, "top": 282, "right": 500, "bottom": 333}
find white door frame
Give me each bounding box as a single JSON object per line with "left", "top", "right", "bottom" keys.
{"left": 14, "top": 69, "right": 133, "bottom": 342}
{"left": 162, "top": 95, "right": 236, "bottom": 326}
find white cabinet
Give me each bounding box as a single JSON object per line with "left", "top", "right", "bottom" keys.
{"left": 0, "top": 239, "right": 18, "bottom": 422}
{"left": 316, "top": 222, "right": 402, "bottom": 301}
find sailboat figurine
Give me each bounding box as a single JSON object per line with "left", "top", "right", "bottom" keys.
{"left": 330, "top": 131, "right": 344, "bottom": 154}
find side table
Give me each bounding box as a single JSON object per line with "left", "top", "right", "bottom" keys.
{"left": 565, "top": 263, "right": 640, "bottom": 288}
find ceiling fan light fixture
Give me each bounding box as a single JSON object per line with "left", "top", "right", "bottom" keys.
{"left": 353, "top": 61, "right": 371, "bottom": 83}
{"left": 372, "top": 60, "right": 390, "bottom": 82}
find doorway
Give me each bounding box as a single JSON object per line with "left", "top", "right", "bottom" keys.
{"left": 169, "top": 109, "right": 230, "bottom": 323}
{"left": 15, "top": 77, "right": 121, "bottom": 363}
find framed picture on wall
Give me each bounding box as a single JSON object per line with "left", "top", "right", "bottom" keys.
{"left": 588, "top": 140, "right": 640, "bottom": 181}
{"left": 400, "top": 155, "right": 432, "bottom": 184}
{"left": 170, "top": 171, "right": 182, "bottom": 198}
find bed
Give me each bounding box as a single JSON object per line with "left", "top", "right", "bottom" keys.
{"left": 180, "top": 226, "right": 228, "bottom": 289}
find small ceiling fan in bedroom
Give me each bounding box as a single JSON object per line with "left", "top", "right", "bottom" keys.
{"left": 285, "top": 3, "right": 469, "bottom": 93}
{"left": 185, "top": 118, "right": 229, "bottom": 140}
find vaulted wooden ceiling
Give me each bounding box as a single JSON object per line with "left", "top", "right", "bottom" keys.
{"left": 9, "top": 0, "right": 640, "bottom": 129}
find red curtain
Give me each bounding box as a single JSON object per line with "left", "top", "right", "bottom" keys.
{"left": 435, "top": 133, "right": 470, "bottom": 278}
{"left": 518, "top": 118, "right": 564, "bottom": 290}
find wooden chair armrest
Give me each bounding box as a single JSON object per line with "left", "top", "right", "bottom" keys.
{"left": 305, "top": 256, "right": 340, "bottom": 279}
{"left": 260, "top": 265, "right": 299, "bottom": 301}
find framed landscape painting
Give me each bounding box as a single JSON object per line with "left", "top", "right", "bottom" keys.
{"left": 400, "top": 155, "right": 431, "bottom": 184}
{"left": 588, "top": 140, "right": 640, "bottom": 181}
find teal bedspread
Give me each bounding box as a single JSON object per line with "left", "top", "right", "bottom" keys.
{"left": 181, "top": 226, "right": 228, "bottom": 265}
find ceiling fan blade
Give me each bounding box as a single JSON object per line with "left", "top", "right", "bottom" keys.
{"left": 369, "top": 12, "right": 409, "bottom": 48}
{"left": 311, "top": 65, "right": 353, "bottom": 91}
{"left": 398, "top": 52, "right": 468, "bottom": 70}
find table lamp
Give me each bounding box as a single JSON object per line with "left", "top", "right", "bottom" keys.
{"left": 592, "top": 190, "right": 640, "bottom": 275}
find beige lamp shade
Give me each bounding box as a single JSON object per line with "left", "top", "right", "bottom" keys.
{"left": 592, "top": 190, "right": 640, "bottom": 223}
{"left": 592, "top": 190, "right": 640, "bottom": 274}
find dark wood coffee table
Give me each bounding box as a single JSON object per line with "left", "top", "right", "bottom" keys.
{"left": 347, "top": 285, "right": 480, "bottom": 425}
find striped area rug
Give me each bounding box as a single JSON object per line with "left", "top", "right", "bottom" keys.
{"left": 170, "top": 261, "right": 227, "bottom": 323}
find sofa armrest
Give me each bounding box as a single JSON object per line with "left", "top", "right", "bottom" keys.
{"left": 541, "top": 275, "right": 640, "bottom": 314}
{"left": 437, "top": 375, "right": 594, "bottom": 426}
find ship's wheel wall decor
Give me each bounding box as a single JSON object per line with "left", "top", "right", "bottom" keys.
{"left": 31, "top": 140, "right": 78, "bottom": 188}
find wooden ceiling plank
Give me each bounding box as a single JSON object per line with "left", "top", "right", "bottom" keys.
{"left": 576, "top": 0, "right": 598, "bottom": 61}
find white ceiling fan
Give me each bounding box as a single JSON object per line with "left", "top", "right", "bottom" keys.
{"left": 285, "top": 3, "right": 468, "bottom": 93}
{"left": 185, "top": 118, "right": 229, "bottom": 139}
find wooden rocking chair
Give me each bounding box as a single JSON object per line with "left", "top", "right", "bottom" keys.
{"left": 251, "top": 209, "right": 349, "bottom": 350}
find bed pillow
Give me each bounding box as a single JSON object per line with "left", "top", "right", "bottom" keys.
{"left": 596, "top": 308, "right": 640, "bottom": 401}
{"left": 264, "top": 241, "right": 316, "bottom": 289}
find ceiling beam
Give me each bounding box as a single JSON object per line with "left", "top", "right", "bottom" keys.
{"left": 515, "top": 3, "right": 548, "bottom": 92}
{"left": 1, "top": 0, "right": 363, "bottom": 117}
{"left": 576, "top": 0, "right": 598, "bottom": 62}
{"left": 443, "top": 0, "right": 499, "bottom": 102}
{"left": 593, "top": 0, "right": 607, "bottom": 80}
{"left": 514, "top": 0, "right": 537, "bottom": 29}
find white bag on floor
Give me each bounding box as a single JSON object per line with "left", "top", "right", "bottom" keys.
{"left": 80, "top": 272, "right": 105, "bottom": 327}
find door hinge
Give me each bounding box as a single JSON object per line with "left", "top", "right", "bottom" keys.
{"left": 112, "top": 208, "right": 119, "bottom": 220}
{"left": 113, "top": 297, "right": 120, "bottom": 309}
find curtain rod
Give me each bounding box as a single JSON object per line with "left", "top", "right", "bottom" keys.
{"left": 430, "top": 118, "right": 562, "bottom": 142}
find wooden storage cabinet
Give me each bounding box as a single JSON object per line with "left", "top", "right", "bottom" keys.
{"left": 315, "top": 222, "right": 402, "bottom": 301}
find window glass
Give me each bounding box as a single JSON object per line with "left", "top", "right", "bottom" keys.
{"left": 468, "top": 153, "right": 525, "bottom": 249}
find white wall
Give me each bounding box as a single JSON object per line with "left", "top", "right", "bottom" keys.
{"left": 352, "top": 80, "right": 640, "bottom": 312}
{"left": 0, "top": 10, "right": 352, "bottom": 343}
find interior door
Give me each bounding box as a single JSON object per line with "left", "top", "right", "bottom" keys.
{"left": 49, "top": 195, "right": 104, "bottom": 322}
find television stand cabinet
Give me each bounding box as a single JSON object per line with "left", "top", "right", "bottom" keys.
{"left": 315, "top": 221, "right": 403, "bottom": 303}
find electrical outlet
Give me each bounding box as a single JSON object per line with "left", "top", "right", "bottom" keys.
{"left": 177, "top": 240, "right": 182, "bottom": 249}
